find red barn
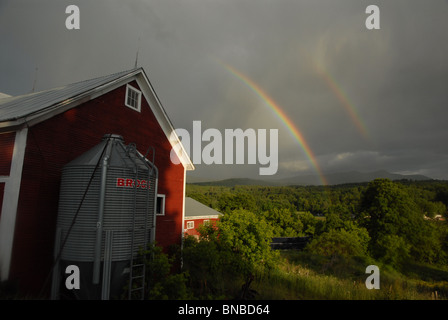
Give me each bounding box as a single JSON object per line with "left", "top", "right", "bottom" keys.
{"left": 184, "top": 197, "right": 223, "bottom": 238}
{"left": 0, "top": 68, "right": 194, "bottom": 297}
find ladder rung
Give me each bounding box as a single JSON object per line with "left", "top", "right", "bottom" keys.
{"left": 129, "top": 207, "right": 149, "bottom": 300}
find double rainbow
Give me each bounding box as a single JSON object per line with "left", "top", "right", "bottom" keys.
{"left": 220, "top": 62, "right": 328, "bottom": 186}
{"left": 314, "top": 63, "right": 369, "bottom": 139}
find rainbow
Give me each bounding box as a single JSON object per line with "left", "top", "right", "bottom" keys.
{"left": 221, "top": 62, "right": 328, "bottom": 186}
{"left": 314, "top": 63, "right": 369, "bottom": 139}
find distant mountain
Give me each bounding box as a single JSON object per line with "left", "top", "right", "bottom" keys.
{"left": 277, "top": 170, "right": 432, "bottom": 186}
{"left": 188, "top": 170, "right": 433, "bottom": 187}
{"left": 189, "top": 177, "right": 278, "bottom": 187}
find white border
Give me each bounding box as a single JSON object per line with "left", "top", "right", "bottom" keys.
{"left": 0, "top": 127, "right": 28, "bottom": 280}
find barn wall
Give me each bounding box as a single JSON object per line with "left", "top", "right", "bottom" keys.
{"left": 8, "top": 81, "right": 185, "bottom": 296}
{"left": 0, "top": 131, "right": 15, "bottom": 221}
{"left": 0, "top": 128, "right": 27, "bottom": 283}
{"left": 0, "top": 131, "right": 15, "bottom": 176}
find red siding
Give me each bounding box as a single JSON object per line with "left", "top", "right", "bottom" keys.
{"left": 8, "top": 81, "right": 186, "bottom": 296}
{"left": 184, "top": 217, "right": 220, "bottom": 237}
{"left": 0, "top": 131, "right": 15, "bottom": 176}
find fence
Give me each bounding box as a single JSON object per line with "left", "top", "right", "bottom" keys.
{"left": 270, "top": 237, "right": 310, "bottom": 250}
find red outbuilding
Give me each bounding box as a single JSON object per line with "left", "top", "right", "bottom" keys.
{"left": 184, "top": 197, "right": 223, "bottom": 238}
{"left": 0, "top": 68, "right": 194, "bottom": 298}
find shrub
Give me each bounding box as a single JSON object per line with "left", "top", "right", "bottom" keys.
{"left": 139, "top": 243, "right": 191, "bottom": 300}
{"left": 375, "top": 235, "right": 411, "bottom": 269}
{"left": 306, "top": 228, "right": 369, "bottom": 258}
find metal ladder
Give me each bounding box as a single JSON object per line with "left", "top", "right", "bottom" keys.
{"left": 128, "top": 218, "right": 147, "bottom": 300}
{"left": 127, "top": 144, "right": 155, "bottom": 300}
{"left": 128, "top": 250, "right": 146, "bottom": 300}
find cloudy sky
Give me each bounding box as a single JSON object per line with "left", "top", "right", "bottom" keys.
{"left": 1, "top": 0, "right": 447, "bottom": 182}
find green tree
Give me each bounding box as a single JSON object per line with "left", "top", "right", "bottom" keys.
{"left": 130, "top": 243, "right": 191, "bottom": 300}
{"left": 375, "top": 235, "right": 411, "bottom": 269}
{"left": 217, "top": 193, "right": 256, "bottom": 213}
{"left": 218, "top": 209, "right": 279, "bottom": 273}
{"left": 182, "top": 234, "right": 240, "bottom": 298}
{"left": 182, "top": 209, "right": 279, "bottom": 299}
{"left": 306, "top": 228, "right": 370, "bottom": 258}
{"left": 297, "top": 211, "right": 318, "bottom": 236}
{"left": 262, "top": 208, "right": 303, "bottom": 237}
{"left": 358, "top": 179, "right": 429, "bottom": 262}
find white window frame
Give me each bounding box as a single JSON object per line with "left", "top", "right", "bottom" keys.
{"left": 124, "top": 84, "right": 142, "bottom": 112}
{"left": 156, "top": 194, "right": 165, "bottom": 216}
{"left": 186, "top": 221, "right": 194, "bottom": 229}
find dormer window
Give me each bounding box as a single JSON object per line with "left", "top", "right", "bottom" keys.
{"left": 125, "top": 84, "right": 141, "bottom": 112}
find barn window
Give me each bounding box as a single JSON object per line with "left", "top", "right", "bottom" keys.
{"left": 125, "top": 84, "right": 141, "bottom": 112}
{"left": 156, "top": 194, "right": 165, "bottom": 216}
{"left": 187, "top": 221, "right": 194, "bottom": 229}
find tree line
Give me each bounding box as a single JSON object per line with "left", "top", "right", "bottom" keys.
{"left": 186, "top": 179, "right": 448, "bottom": 268}
{"left": 132, "top": 179, "right": 448, "bottom": 299}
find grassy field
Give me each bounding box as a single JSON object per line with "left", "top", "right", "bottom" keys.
{"left": 251, "top": 250, "right": 448, "bottom": 300}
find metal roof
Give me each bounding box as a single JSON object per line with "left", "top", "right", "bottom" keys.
{"left": 0, "top": 67, "right": 195, "bottom": 171}
{"left": 0, "top": 93, "right": 11, "bottom": 99}
{"left": 0, "top": 68, "right": 139, "bottom": 122}
{"left": 184, "top": 197, "right": 223, "bottom": 218}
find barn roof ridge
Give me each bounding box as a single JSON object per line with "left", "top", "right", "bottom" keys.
{"left": 0, "top": 68, "right": 141, "bottom": 122}
{"left": 0, "top": 67, "right": 194, "bottom": 171}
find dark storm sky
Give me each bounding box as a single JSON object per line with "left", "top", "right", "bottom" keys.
{"left": 1, "top": 0, "right": 447, "bottom": 181}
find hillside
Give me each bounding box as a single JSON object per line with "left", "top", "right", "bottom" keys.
{"left": 188, "top": 170, "right": 433, "bottom": 187}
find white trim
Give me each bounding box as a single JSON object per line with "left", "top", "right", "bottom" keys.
{"left": 0, "top": 127, "right": 28, "bottom": 280}
{"left": 124, "top": 84, "right": 142, "bottom": 112}
{"left": 156, "top": 194, "right": 166, "bottom": 216}
{"left": 180, "top": 167, "right": 186, "bottom": 255}
{"left": 185, "top": 215, "right": 221, "bottom": 220}
{"left": 0, "top": 69, "right": 195, "bottom": 171}
{"left": 186, "top": 221, "right": 195, "bottom": 229}
{"left": 135, "top": 72, "right": 195, "bottom": 171}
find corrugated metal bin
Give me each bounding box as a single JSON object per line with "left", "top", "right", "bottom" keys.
{"left": 51, "top": 134, "right": 158, "bottom": 300}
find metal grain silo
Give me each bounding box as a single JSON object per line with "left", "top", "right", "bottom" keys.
{"left": 50, "top": 134, "right": 158, "bottom": 300}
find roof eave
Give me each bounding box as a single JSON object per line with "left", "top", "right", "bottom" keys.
{"left": 135, "top": 70, "right": 195, "bottom": 171}
{"left": 0, "top": 68, "right": 195, "bottom": 171}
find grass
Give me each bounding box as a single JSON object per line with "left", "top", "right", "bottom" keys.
{"left": 251, "top": 250, "right": 448, "bottom": 300}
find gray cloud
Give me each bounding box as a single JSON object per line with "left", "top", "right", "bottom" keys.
{"left": 1, "top": 0, "right": 447, "bottom": 181}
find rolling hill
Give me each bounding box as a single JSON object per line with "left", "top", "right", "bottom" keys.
{"left": 188, "top": 170, "right": 433, "bottom": 187}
